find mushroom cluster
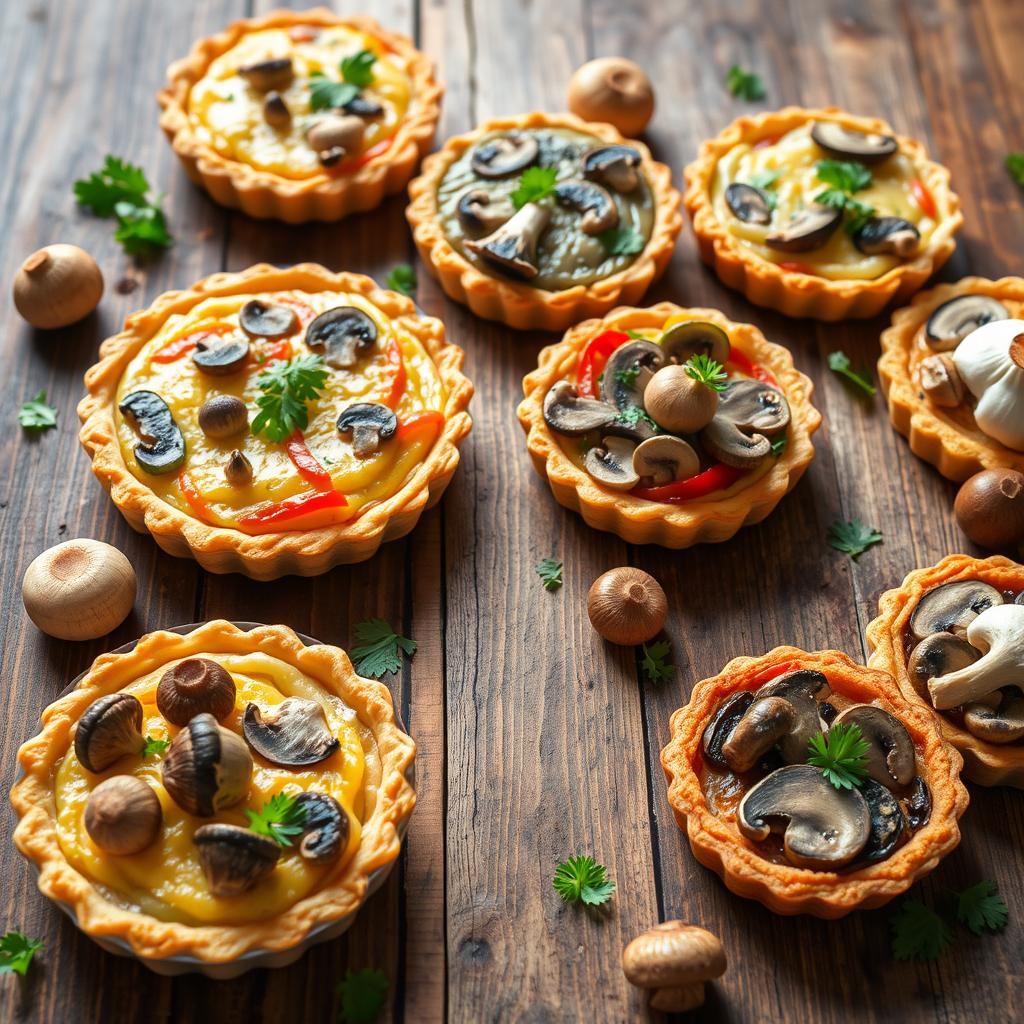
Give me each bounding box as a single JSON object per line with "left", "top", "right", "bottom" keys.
{"left": 543, "top": 322, "right": 791, "bottom": 495}
{"left": 906, "top": 581, "right": 1024, "bottom": 745}
{"left": 702, "top": 668, "right": 928, "bottom": 870}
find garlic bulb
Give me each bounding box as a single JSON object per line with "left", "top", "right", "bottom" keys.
{"left": 952, "top": 318, "right": 1024, "bottom": 451}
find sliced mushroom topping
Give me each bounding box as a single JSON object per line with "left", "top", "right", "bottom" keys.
{"left": 737, "top": 763, "right": 871, "bottom": 869}
{"left": 699, "top": 414, "right": 771, "bottom": 469}
{"left": 306, "top": 306, "right": 377, "bottom": 368}
{"left": 456, "top": 188, "right": 515, "bottom": 233}
{"left": 905, "top": 776, "right": 931, "bottom": 828}
{"left": 908, "top": 580, "right": 1003, "bottom": 641}
{"left": 716, "top": 380, "right": 790, "bottom": 435}
{"left": 161, "top": 714, "right": 253, "bottom": 817}
{"left": 853, "top": 216, "right": 920, "bottom": 257}
{"left": 857, "top": 779, "right": 906, "bottom": 863}
{"left": 318, "top": 147, "right": 346, "bottom": 169}
{"left": 464, "top": 202, "right": 550, "bottom": 279}
{"left": 199, "top": 395, "right": 248, "bottom": 439}
{"left": 810, "top": 122, "right": 897, "bottom": 164}
{"left": 766, "top": 205, "right": 842, "bottom": 252}
{"left": 963, "top": 694, "right": 1024, "bottom": 744}
{"left": 753, "top": 669, "right": 830, "bottom": 764}
{"left": 721, "top": 696, "right": 796, "bottom": 773}
{"left": 74, "top": 693, "right": 144, "bottom": 774}
{"left": 225, "top": 449, "right": 253, "bottom": 487}
{"left": 194, "top": 823, "right": 280, "bottom": 897}
{"left": 632, "top": 435, "right": 700, "bottom": 486}
{"left": 239, "top": 300, "right": 298, "bottom": 339}
{"left": 907, "top": 632, "right": 979, "bottom": 702}
{"left": 294, "top": 791, "right": 350, "bottom": 864}
{"left": 659, "top": 320, "right": 731, "bottom": 367}
{"left": 470, "top": 134, "right": 539, "bottom": 178}
{"left": 242, "top": 698, "right": 341, "bottom": 767}
{"left": 238, "top": 57, "right": 293, "bottom": 92}
{"left": 336, "top": 402, "right": 398, "bottom": 457}
{"left": 925, "top": 295, "right": 1009, "bottom": 352}
{"left": 701, "top": 691, "right": 754, "bottom": 769}
{"left": 584, "top": 436, "right": 639, "bottom": 490}
{"left": 725, "top": 183, "right": 772, "bottom": 225}
{"left": 599, "top": 339, "right": 665, "bottom": 411}
{"left": 263, "top": 91, "right": 291, "bottom": 129}
{"left": 582, "top": 144, "right": 642, "bottom": 193}
{"left": 343, "top": 94, "right": 384, "bottom": 118}
{"left": 919, "top": 354, "right": 966, "bottom": 408}
{"left": 192, "top": 335, "right": 250, "bottom": 376}
{"left": 554, "top": 180, "right": 618, "bottom": 234}
{"left": 832, "top": 705, "right": 916, "bottom": 788}
{"left": 542, "top": 381, "right": 617, "bottom": 436}
{"left": 819, "top": 701, "right": 839, "bottom": 726}
{"left": 307, "top": 115, "right": 365, "bottom": 156}
{"left": 119, "top": 391, "right": 186, "bottom": 475}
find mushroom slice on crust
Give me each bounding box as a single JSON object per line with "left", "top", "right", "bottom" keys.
{"left": 725, "top": 183, "right": 772, "bottom": 225}
{"left": 853, "top": 217, "right": 920, "bottom": 257}
{"left": 599, "top": 339, "right": 665, "bottom": 412}
{"left": 306, "top": 306, "right": 378, "bottom": 368}
{"left": 554, "top": 179, "right": 619, "bottom": 234}
{"left": 464, "top": 202, "right": 550, "bottom": 279}
{"left": 701, "top": 691, "right": 754, "bottom": 769}
{"left": 905, "top": 776, "right": 931, "bottom": 828}
{"left": 584, "top": 436, "right": 639, "bottom": 490}
{"left": 929, "top": 603, "right": 1024, "bottom": 710}
{"left": 456, "top": 188, "right": 515, "bottom": 233}
{"left": 242, "top": 698, "right": 341, "bottom": 767}
{"left": 543, "top": 381, "right": 617, "bottom": 436}
{"left": 832, "top": 705, "right": 916, "bottom": 788}
{"left": 919, "top": 354, "right": 966, "bottom": 408}
{"left": 857, "top": 779, "right": 907, "bottom": 863}
{"left": 659, "top": 321, "right": 731, "bottom": 367}
{"left": 810, "top": 122, "right": 897, "bottom": 164}
{"left": 716, "top": 379, "right": 790, "bottom": 435}
{"left": 699, "top": 415, "right": 771, "bottom": 469}
{"left": 239, "top": 300, "right": 298, "bottom": 339}
{"left": 737, "top": 764, "right": 871, "bottom": 869}
{"left": 766, "top": 205, "right": 841, "bottom": 252}
{"left": 908, "top": 580, "right": 1003, "bottom": 641}
{"left": 582, "top": 144, "right": 642, "bottom": 193}
{"left": 632, "top": 436, "right": 700, "bottom": 486}
{"left": 336, "top": 402, "right": 398, "bottom": 457}
{"left": 907, "top": 631, "right": 979, "bottom": 702}
{"left": 962, "top": 694, "right": 1024, "bottom": 744}
{"left": 925, "top": 295, "right": 1009, "bottom": 352}
{"left": 753, "top": 669, "right": 830, "bottom": 764}
{"left": 470, "top": 134, "right": 539, "bottom": 177}
{"left": 192, "top": 335, "right": 250, "bottom": 376}
{"left": 194, "top": 823, "right": 280, "bottom": 897}
{"left": 294, "top": 791, "right": 350, "bottom": 864}
{"left": 721, "top": 696, "right": 796, "bottom": 773}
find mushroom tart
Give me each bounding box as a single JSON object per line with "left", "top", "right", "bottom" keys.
{"left": 879, "top": 277, "right": 1024, "bottom": 481}
{"left": 158, "top": 9, "right": 441, "bottom": 222}
{"left": 867, "top": 554, "right": 1024, "bottom": 788}
{"left": 78, "top": 264, "right": 473, "bottom": 579}
{"left": 661, "top": 647, "right": 968, "bottom": 917}
{"left": 11, "top": 621, "right": 415, "bottom": 974}
{"left": 685, "top": 107, "right": 962, "bottom": 320}
{"left": 518, "top": 302, "right": 820, "bottom": 547}
{"left": 407, "top": 112, "right": 682, "bottom": 330}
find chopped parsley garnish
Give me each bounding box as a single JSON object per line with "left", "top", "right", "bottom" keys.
{"left": 337, "top": 968, "right": 389, "bottom": 1023}
{"left": 0, "top": 931, "right": 42, "bottom": 976}
{"left": 599, "top": 226, "right": 645, "bottom": 255}
{"left": 615, "top": 366, "right": 641, "bottom": 388}
{"left": 553, "top": 855, "right": 615, "bottom": 907}
{"left": 510, "top": 166, "right": 558, "bottom": 209}
{"left": 891, "top": 899, "right": 954, "bottom": 962}
{"left": 309, "top": 49, "right": 376, "bottom": 111}
{"left": 770, "top": 436, "right": 788, "bottom": 456}
{"left": 614, "top": 405, "right": 659, "bottom": 432}
{"left": 955, "top": 880, "right": 1009, "bottom": 935}
{"left": 251, "top": 354, "right": 329, "bottom": 442}
{"left": 827, "top": 350, "right": 876, "bottom": 396}
{"left": 385, "top": 263, "right": 417, "bottom": 296}
{"left": 1005, "top": 153, "right": 1024, "bottom": 188}
{"left": 18, "top": 389, "right": 57, "bottom": 431}
{"left": 684, "top": 354, "right": 728, "bottom": 392}
{"left": 807, "top": 722, "right": 870, "bottom": 790}
{"left": 246, "top": 792, "right": 307, "bottom": 847}
{"left": 341, "top": 49, "right": 376, "bottom": 88}
{"left": 641, "top": 640, "right": 674, "bottom": 683}
{"left": 536, "top": 558, "right": 563, "bottom": 591}
{"left": 814, "top": 160, "right": 875, "bottom": 233}
{"left": 748, "top": 169, "right": 781, "bottom": 209}
{"left": 827, "top": 518, "right": 883, "bottom": 560}
{"left": 140, "top": 736, "right": 169, "bottom": 758}
{"left": 351, "top": 619, "right": 417, "bottom": 678}
{"left": 726, "top": 65, "right": 765, "bottom": 101}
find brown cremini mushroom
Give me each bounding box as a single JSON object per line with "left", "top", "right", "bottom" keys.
{"left": 587, "top": 567, "right": 667, "bottom": 646}
{"left": 84, "top": 775, "right": 162, "bottom": 855}
{"left": 582, "top": 144, "right": 642, "bottom": 193}
{"left": 908, "top": 580, "right": 1003, "bottom": 641}
{"left": 157, "top": 658, "right": 237, "bottom": 726}
{"left": 262, "top": 91, "right": 291, "bottom": 128}
{"left": 198, "top": 395, "right": 248, "bottom": 439}
{"left": 752, "top": 669, "right": 830, "bottom": 764}
{"left": 307, "top": 114, "right": 365, "bottom": 157}
{"left": 13, "top": 244, "right": 104, "bottom": 329}
{"left": 722, "top": 696, "right": 796, "bottom": 773}
{"left": 74, "top": 693, "right": 145, "bottom": 773}
{"left": 567, "top": 57, "right": 654, "bottom": 137}
{"left": 306, "top": 306, "right": 377, "bottom": 368}
{"left": 543, "top": 381, "right": 617, "bottom": 436}
{"left": 632, "top": 435, "right": 700, "bottom": 486}
{"left": 954, "top": 469, "right": 1024, "bottom": 549}
{"left": 702, "top": 691, "right": 755, "bottom": 769}
{"left": 925, "top": 295, "right": 1008, "bottom": 351}
{"left": 832, "top": 704, "right": 915, "bottom": 787}
{"left": 456, "top": 188, "right": 515, "bottom": 233}
{"left": 193, "top": 823, "right": 280, "bottom": 897}
{"left": 225, "top": 449, "right": 254, "bottom": 487}
{"left": 962, "top": 694, "right": 1024, "bottom": 744}
{"left": 242, "top": 698, "right": 340, "bottom": 767}
{"left": 294, "top": 791, "right": 350, "bottom": 864}
{"left": 642, "top": 363, "right": 718, "bottom": 434}
{"left": 239, "top": 57, "right": 293, "bottom": 92}
{"left": 553, "top": 180, "right": 619, "bottom": 235}
{"left": 622, "top": 922, "right": 726, "bottom": 1013}
{"left": 162, "top": 713, "right": 252, "bottom": 816}
{"left": 907, "top": 632, "right": 979, "bottom": 702}
{"left": 464, "top": 202, "right": 550, "bottom": 278}
{"left": 584, "top": 436, "right": 639, "bottom": 490}
{"left": 239, "top": 300, "right": 298, "bottom": 339}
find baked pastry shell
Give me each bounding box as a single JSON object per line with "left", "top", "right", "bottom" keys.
{"left": 406, "top": 111, "right": 683, "bottom": 331}
{"left": 660, "top": 646, "right": 968, "bottom": 918}
{"left": 866, "top": 553, "right": 1024, "bottom": 787}
{"left": 78, "top": 263, "right": 473, "bottom": 579}
{"left": 10, "top": 620, "right": 417, "bottom": 973}
{"left": 684, "top": 106, "right": 963, "bottom": 321}
{"left": 158, "top": 8, "right": 443, "bottom": 223}
{"left": 516, "top": 302, "right": 820, "bottom": 547}
{"left": 878, "top": 277, "right": 1024, "bottom": 482}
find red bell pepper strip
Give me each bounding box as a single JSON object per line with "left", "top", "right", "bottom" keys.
{"left": 239, "top": 488, "right": 348, "bottom": 532}
{"left": 331, "top": 138, "right": 394, "bottom": 176}
{"left": 395, "top": 411, "right": 445, "bottom": 445}
{"left": 286, "top": 432, "right": 334, "bottom": 491}
{"left": 153, "top": 324, "right": 234, "bottom": 363}
{"left": 254, "top": 338, "right": 293, "bottom": 366}
{"left": 577, "top": 330, "right": 629, "bottom": 397}
{"left": 631, "top": 463, "right": 745, "bottom": 503}
{"left": 909, "top": 178, "right": 936, "bottom": 220}
{"left": 726, "top": 348, "right": 778, "bottom": 387}
{"left": 178, "top": 471, "right": 213, "bottom": 523}
{"left": 288, "top": 25, "right": 319, "bottom": 42}
{"left": 754, "top": 134, "right": 781, "bottom": 150}
{"left": 383, "top": 338, "right": 407, "bottom": 409}
{"left": 752, "top": 661, "right": 798, "bottom": 686}
{"left": 275, "top": 296, "right": 317, "bottom": 328}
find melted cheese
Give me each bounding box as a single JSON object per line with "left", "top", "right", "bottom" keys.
{"left": 53, "top": 653, "right": 368, "bottom": 925}
{"left": 187, "top": 26, "right": 412, "bottom": 178}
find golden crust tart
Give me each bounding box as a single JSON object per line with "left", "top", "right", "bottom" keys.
{"left": 78, "top": 263, "right": 473, "bottom": 580}
{"left": 660, "top": 647, "right": 968, "bottom": 918}
{"left": 10, "top": 621, "right": 416, "bottom": 967}
{"left": 879, "top": 277, "right": 1024, "bottom": 482}
{"left": 517, "top": 302, "right": 820, "bottom": 547}
{"left": 684, "top": 107, "right": 962, "bottom": 320}
{"left": 406, "top": 112, "right": 682, "bottom": 331}
{"left": 866, "top": 554, "right": 1024, "bottom": 788}
{"left": 158, "top": 8, "right": 442, "bottom": 223}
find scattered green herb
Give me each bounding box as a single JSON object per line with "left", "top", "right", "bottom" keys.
{"left": 599, "top": 226, "right": 645, "bottom": 255}
{"left": 337, "top": 967, "right": 389, "bottom": 1023}
{"left": 309, "top": 72, "right": 359, "bottom": 111}
{"left": 684, "top": 354, "right": 728, "bottom": 392}
{"left": 827, "top": 350, "right": 876, "bottom": 396}
{"left": 251, "top": 354, "right": 329, "bottom": 442}
{"left": 0, "top": 931, "right": 42, "bottom": 976}
{"left": 1005, "top": 153, "right": 1024, "bottom": 188}
{"left": 615, "top": 366, "right": 641, "bottom": 388}
{"left": 510, "top": 166, "right": 558, "bottom": 209}
{"left": 385, "top": 263, "right": 417, "bottom": 296}
{"left": 351, "top": 619, "right": 417, "bottom": 678}
{"left": 18, "top": 390, "right": 57, "bottom": 432}
{"left": 140, "top": 736, "right": 169, "bottom": 758}
{"left": 615, "top": 405, "right": 659, "bottom": 433}
{"left": 340, "top": 49, "right": 376, "bottom": 88}
{"left": 770, "top": 436, "right": 788, "bottom": 456}
{"left": 807, "top": 722, "right": 870, "bottom": 790}
{"left": 827, "top": 518, "right": 883, "bottom": 560}
{"left": 625, "top": 329, "right": 649, "bottom": 341}
{"left": 726, "top": 64, "right": 765, "bottom": 101}
{"left": 113, "top": 201, "right": 173, "bottom": 255}
{"left": 955, "top": 880, "right": 1009, "bottom": 935}
{"left": 641, "top": 640, "right": 674, "bottom": 683}
{"left": 749, "top": 169, "right": 781, "bottom": 191}
{"left": 536, "top": 558, "right": 563, "bottom": 592}
{"left": 891, "top": 899, "right": 954, "bottom": 962}
{"left": 553, "top": 855, "right": 616, "bottom": 907}
{"left": 814, "top": 159, "right": 875, "bottom": 233}
{"left": 246, "top": 792, "right": 307, "bottom": 847}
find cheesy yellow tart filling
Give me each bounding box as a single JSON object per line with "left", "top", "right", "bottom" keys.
{"left": 187, "top": 24, "right": 412, "bottom": 179}
{"left": 53, "top": 651, "right": 367, "bottom": 926}
{"left": 115, "top": 288, "right": 446, "bottom": 534}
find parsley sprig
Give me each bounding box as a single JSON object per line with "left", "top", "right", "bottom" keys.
{"left": 510, "top": 166, "right": 558, "bottom": 209}
{"left": 891, "top": 880, "right": 1008, "bottom": 961}
{"left": 827, "top": 518, "right": 883, "bottom": 560}
{"left": 309, "top": 49, "right": 376, "bottom": 111}
{"left": 726, "top": 65, "right": 765, "bottom": 101}
{"left": 600, "top": 226, "right": 645, "bottom": 255}
{"left": 0, "top": 931, "right": 42, "bottom": 976}
{"left": 251, "top": 354, "right": 329, "bottom": 442}
{"left": 351, "top": 619, "right": 416, "bottom": 678}
{"left": 141, "top": 736, "right": 169, "bottom": 758}
{"left": 553, "top": 854, "right": 615, "bottom": 907}
{"left": 641, "top": 640, "right": 674, "bottom": 683}
{"left": 684, "top": 354, "right": 728, "bottom": 393}
{"left": 807, "top": 722, "right": 870, "bottom": 789}
{"left": 827, "top": 350, "right": 876, "bottom": 396}
{"left": 615, "top": 405, "right": 659, "bottom": 433}
{"left": 246, "top": 792, "right": 308, "bottom": 847}
{"left": 956, "top": 880, "right": 1010, "bottom": 935}
{"left": 1005, "top": 153, "right": 1024, "bottom": 188}
{"left": 19, "top": 390, "right": 57, "bottom": 432}
{"left": 74, "top": 156, "right": 172, "bottom": 254}
{"left": 748, "top": 169, "right": 781, "bottom": 210}
{"left": 337, "top": 967, "right": 389, "bottom": 1023}
{"left": 385, "top": 264, "right": 417, "bottom": 296}
{"left": 536, "top": 558, "right": 563, "bottom": 591}
{"left": 814, "top": 160, "right": 875, "bottom": 233}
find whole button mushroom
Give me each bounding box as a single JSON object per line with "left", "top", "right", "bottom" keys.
{"left": 307, "top": 115, "right": 365, "bottom": 161}
{"left": 194, "top": 823, "right": 280, "bottom": 897}
{"left": 954, "top": 468, "right": 1024, "bottom": 549}
{"left": 13, "top": 244, "right": 104, "bottom": 329}
{"left": 587, "top": 567, "right": 667, "bottom": 646}
{"left": 567, "top": 57, "right": 655, "bottom": 138}
{"left": 622, "top": 921, "right": 727, "bottom": 1013}
{"left": 74, "top": 693, "right": 145, "bottom": 773}
{"left": 84, "top": 775, "right": 162, "bottom": 855}
{"left": 198, "top": 395, "right": 248, "bottom": 439}
{"left": 22, "top": 538, "right": 136, "bottom": 641}
{"left": 157, "top": 658, "right": 237, "bottom": 726}
{"left": 162, "top": 713, "right": 253, "bottom": 816}
{"left": 643, "top": 364, "right": 719, "bottom": 434}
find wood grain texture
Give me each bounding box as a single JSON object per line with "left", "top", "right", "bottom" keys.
{"left": 0, "top": 0, "right": 1021, "bottom": 1022}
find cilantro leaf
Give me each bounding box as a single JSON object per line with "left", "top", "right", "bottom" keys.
{"left": 113, "top": 201, "right": 172, "bottom": 254}
{"left": 341, "top": 49, "right": 376, "bottom": 88}
{"left": 385, "top": 263, "right": 417, "bottom": 296}
{"left": 553, "top": 854, "right": 615, "bottom": 907}
{"left": 955, "top": 880, "right": 1009, "bottom": 935}
{"left": 827, "top": 518, "right": 883, "bottom": 560}
{"left": 1007, "top": 153, "right": 1024, "bottom": 188}
{"left": 807, "top": 722, "right": 870, "bottom": 789}
{"left": 827, "top": 350, "right": 876, "bottom": 396}
{"left": 684, "top": 354, "right": 728, "bottom": 392}
{"left": 770, "top": 436, "right": 788, "bottom": 456}
{"left": 337, "top": 967, "right": 388, "bottom": 1023}
{"left": 141, "top": 736, "right": 169, "bottom": 758}
{"left": 641, "top": 640, "right": 673, "bottom": 683}
{"left": 19, "top": 390, "right": 57, "bottom": 431}
{"left": 246, "top": 792, "right": 308, "bottom": 847}
{"left": 351, "top": 619, "right": 416, "bottom": 678}
{"left": 536, "top": 558, "right": 563, "bottom": 592}
{"left": 0, "top": 931, "right": 43, "bottom": 976}
{"left": 815, "top": 159, "right": 873, "bottom": 194}
{"left": 309, "top": 72, "right": 359, "bottom": 111}
{"left": 251, "top": 354, "right": 329, "bottom": 442}
{"left": 510, "top": 166, "right": 558, "bottom": 209}
{"left": 600, "top": 226, "right": 645, "bottom": 255}
{"left": 726, "top": 65, "right": 765, "bottom": 101}
{"left": 891, "top": 899, "right": 954, "bottom": 961}
{"left": 73, "top": 155, "right": 149, "bottom": 216}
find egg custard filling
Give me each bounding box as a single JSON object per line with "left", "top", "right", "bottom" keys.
{"left": 712, "top": 120, "right": 943, "bottom": 281}
{"left": 115, "top": 288, "right": 446, "bottom": 534}
{"left": 187, "top": 23, "right": 412, "bottom": 178}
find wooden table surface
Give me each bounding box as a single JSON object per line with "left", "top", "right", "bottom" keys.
{"left": 2, "top": 0, "right": 1022, "bottom": 1021}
